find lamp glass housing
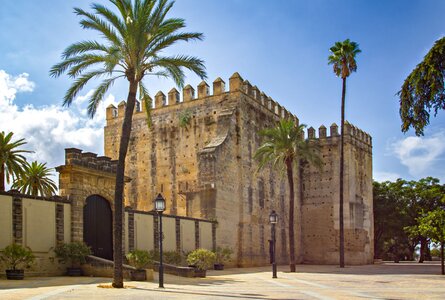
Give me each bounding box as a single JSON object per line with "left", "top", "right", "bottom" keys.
{"left": 155, "top": 194, "right": 166, "bottom": 212}
{"left": 269, "top": 210, "right": 278, "bottom": 224}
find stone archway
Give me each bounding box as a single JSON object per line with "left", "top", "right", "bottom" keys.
{"left": 83, "top": 195, "right": 113, "bottom": 260}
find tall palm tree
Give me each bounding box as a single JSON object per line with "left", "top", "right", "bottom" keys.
{"left": 328, "top": 39, "right": 361, "bottom": 268}
{"left": 12, "top": 161, "right": 57, "bottom": 197}
{"left": 254, "top": 119, "right": 321, "bottom": 272}
{"left": 0, "top": 131, "right": 31, "bottom": 192}
{"left": 50, "top": 0, "right": 206, "bottom": 288}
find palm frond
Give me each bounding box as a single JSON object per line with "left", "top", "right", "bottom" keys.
{"left": 63, "top": 69, "right": 109, "bottom": 106}
{"left": 12, "top": 161, "right": 57, "bottom": 197}
{"left": 254, "top": 120, "right": 321, "bottom": 175}
{"left": 88, "top": 75, "right": 124, "bottom": 117}
{"left": 91, "top": 3, "right": 127, "bottom": 40}
{"left": 0, "top": 132, "right": 32, "bottom": 187}
{"left": 75, "top": 7, "right": 122, "bottom": 46}
{"left": 62, "top": 41, "right": 109, "bottom": 59}
{"left": 139, "top": 81, "right": 153, "bottom": 128}
{"left": 328, "top": 39, "right": 361, "bottom": 79}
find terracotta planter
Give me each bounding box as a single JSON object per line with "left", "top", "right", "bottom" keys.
{"left": 214, "top": 263, "right": 224, "bottom": 270}
{"left": 6, "top": 269, "right": 24, "bottom": 280}
{"left": 66, "top": 267, "right": 82, "bottom": 276}
{"left": 130, "top": 269, "right": 147, "bottom": 281}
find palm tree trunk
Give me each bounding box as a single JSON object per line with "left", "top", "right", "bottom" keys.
{"left": 112, "top": 80, "right": 138, "bottom": 288}
{"left": 286, "top": 158, "right": 296, "bottom": 272}
{"left": 0, "top": 163, "right": 5, "bottom": 191}
{"left": 299, "top": 161, "right": 304, "bottom": 263}
{"left": 340, "top": 77, "right": 346, "bottom": 268}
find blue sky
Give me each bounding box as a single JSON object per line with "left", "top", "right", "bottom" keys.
{"left": 1, "top": 0, "right": 444, "bottom": 184}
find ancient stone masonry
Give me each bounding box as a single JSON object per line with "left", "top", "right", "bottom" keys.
{"left": 302, "top": 122, "right": 373, "bottom": 264}
{"left": 104, "top": 72, "right": 373, "bottom": 266}
{"left": 56, "top": 148, "right": 122, "bottom": 242}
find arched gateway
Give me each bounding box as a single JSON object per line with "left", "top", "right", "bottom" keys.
{"left": 83, "top": 195, "right": 113, "bottom": 260}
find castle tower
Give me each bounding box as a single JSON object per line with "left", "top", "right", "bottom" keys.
{"left": 104, "top": 72, "right": 373, "bottom": 266}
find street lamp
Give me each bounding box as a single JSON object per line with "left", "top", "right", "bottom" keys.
{"left": 155, "top": 193, "right": 166, "bottom": 288}
{"left": 269, "top": 210, "right": 278, "bottom": 279}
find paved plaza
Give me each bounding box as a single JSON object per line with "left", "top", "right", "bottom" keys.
{"left": 0, "top": 262, "right": 444, "bottom": 300}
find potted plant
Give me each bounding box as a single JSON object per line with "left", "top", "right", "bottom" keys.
{"left": 54, "top": 241, "right": 91, "bottom": 276}
{"left": 0, "top": 243, "right": 35, "bottom": 280}
{"left": 126, "top": 249, "right": 154, "bottom": 281}
{"left": 213, "top": 246, "right": 233, "bottom": 270}
{"left": 186, "top": 248, "right": 216, "bottom": 277}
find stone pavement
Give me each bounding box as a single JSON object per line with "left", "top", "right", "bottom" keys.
{"left": 0, "top": 262, "right": 444, "bottom": 300}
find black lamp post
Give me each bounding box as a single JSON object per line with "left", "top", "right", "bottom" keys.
{"left": 155, "top": 193, "right": 166, "bottom": 288}
{"left": 269, "top": 210, "right": 278, "bottom": 279}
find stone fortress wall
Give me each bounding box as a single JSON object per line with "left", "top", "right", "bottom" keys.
{"left": 104, "top": 72, "right": 373, "bottom": 266}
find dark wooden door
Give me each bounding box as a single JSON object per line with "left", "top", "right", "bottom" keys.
{"left": 83, "top": 195, "right": 113, "bottom": 260}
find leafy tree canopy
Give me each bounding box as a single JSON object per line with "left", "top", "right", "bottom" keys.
{"left": 399, "top": 37, "right": 445, "bottom": 135}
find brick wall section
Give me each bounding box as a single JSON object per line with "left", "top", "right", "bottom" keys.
{"left": 194, "top": 220, "right": 199, "bottom": 249}
{"left": 212, "top": 223, "right": 217, "bottom": 251}
{"left": 12, "top": 197, "right": 22, "bottom": 244}
{"left": 175, "top": 217, "right": 181, "bottom": 253}
{"left": 128, "top": 211, "right": 135, "bottom": 252}
{"left": 153, "top": 214, "right": 159, "bottom": 251}
{"left": 55, "top": 204, "right": 64, "bottom": 244}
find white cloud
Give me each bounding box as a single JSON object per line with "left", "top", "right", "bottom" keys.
{"left": 373, "top": 171, "right": 401, "bottom": 182}
{"left": 0, "top": 70, "right": 35, "bottom": 107}
{"left": 0, "top": 70, "right": 117, "bottom": 177}
{"left": 391, "top": 132, "right": 445, "bottom": 181}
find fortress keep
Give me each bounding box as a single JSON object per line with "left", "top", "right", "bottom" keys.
{"left": 104, "top": 72, "right": 373, "bottom": 266}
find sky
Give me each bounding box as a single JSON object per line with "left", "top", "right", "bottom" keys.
{"left": 1, "top": 0, "right": 445, "bottom": 186}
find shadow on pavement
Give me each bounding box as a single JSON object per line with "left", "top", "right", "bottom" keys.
{"left": 0, "top": 277, "right": 110, "bottom": 290}
{"left": 133, "top": 286, "right": 272, "bottom": 299}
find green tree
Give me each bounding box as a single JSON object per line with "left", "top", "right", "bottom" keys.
{"left": 373, "top": 178, "right": 445, "bottom": 262}
{"left": 12, "top": 161, "right": 57, "bottom": 197}
{"left": 0, "top": 131, "right": 31, "bottom": 192}
{"left": 404, "top": 177, "right": 445, "bottom": 262}
{"left": 328, "top": 39, "right": 361, "bottom": 267}
{"left": 50, "top": 0, "right": 206, "bottom": 288}
{"left": 417, "top": 209, "right": 445, "bottom": 275}
{"left": 399, "top": 37, "right": 445, "bottom": 136}
{"left": 373, "top": 180, "right": 414, "bottom": 261}
{"left": 254, "top": 120, "right": 321, "bottom": 272}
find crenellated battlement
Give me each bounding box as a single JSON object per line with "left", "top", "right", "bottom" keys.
{"left": 106, "top": 72, "right": 299, "bottom": 124}
{"left": 64, "top": 148, "right": 117, "bottom": 174}
{"left": 306, "top": 122, "right": 372, "bottom": 146}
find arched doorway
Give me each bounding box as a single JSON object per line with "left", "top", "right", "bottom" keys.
{"left": 83, "top": 195, "right": 113, "bottom": 260}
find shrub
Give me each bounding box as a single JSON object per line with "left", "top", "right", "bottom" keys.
{"left": 0, "top": 243, "right": 35, "bottom": 270}
{"left": 148, "top": 250, "right": 182, "bottom": 265}
{"left": 164, "top": 251, "right": 182, "bottom": 265}
{"left": 186, "top": 248, "right": 216, "bottom": 270}
{"left": 126, "top": 249, "right": 153, "bottom": 270}
{"left": 214, "top": 246, "right": 233, "bottom": 264}
{"left": 54, "top": 242, "right": 91, "bottom": 268}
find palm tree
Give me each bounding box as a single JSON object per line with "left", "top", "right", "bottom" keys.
{"left": 12, "top": 161, "right": 57, "bottom": 197}
{"left": 399, "top": 37, "right": 445, "bottom": 136}
{"left": 0, "top": 131, "right": 31, "bottom": 192}
{"left": 254, "top": 119, "right": 321, "bottom": 272}
{"left": 328, "top": 39, "right": 361, "bottom": 268}
{"left": 50, "top": 0, "right": 206, "bottom": 288}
